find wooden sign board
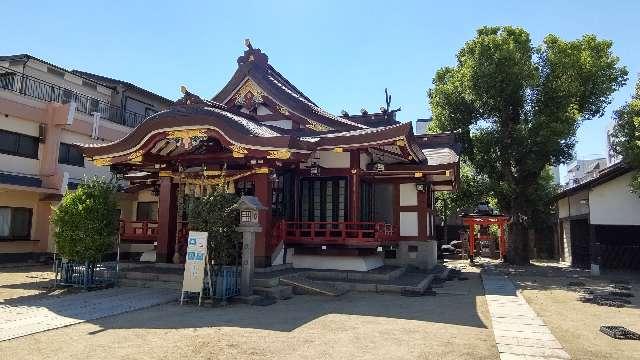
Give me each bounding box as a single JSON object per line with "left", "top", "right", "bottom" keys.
{"left": 180, "top": 231, "right": 210, "bottom": 305}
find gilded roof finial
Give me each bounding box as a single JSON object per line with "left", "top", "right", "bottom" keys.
{"left": 180, "top": 85, "right": 188, "bottom": 94}
{"left": 244, "top": 38, "right": 253, "bottom": 50}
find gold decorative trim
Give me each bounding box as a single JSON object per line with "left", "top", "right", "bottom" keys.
{"left": 395, "top": 139, "right": 406, "bottom": 147}
{"left": 266, "top": 149, "right": 291, "bottom": 159}
{"left": 276, "top": 105, "right": 290, "bottom": 115}
{"left": 93, "top": 157, "right": 112, "bottom": 166}
{"left": 127, "top": 150, "right": 144, "bottom": 164}
{"left": 306, "top": 119, "right": 333, "bottom": 132}
{"left": 159, "top": 171, "right": 173, "bottom": 177}
{"left": 234, "top": 79, "right": 265, "bottom": 104}
{"left": 414, "top": 172, "right": 423, "bottom": 178}
{"left": 333, "top": 147, "right": 343, "bottom": 153}
{"left": 166, "top": 129, "right": 208, "bottom": 149}
{"left": 255, "top": 167, "right": 270, "bottom": 174}
{"left": 231, "top": 144, "right": 248, "bottom": 158}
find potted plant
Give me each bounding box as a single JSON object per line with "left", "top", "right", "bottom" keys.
{"left": 51, "top": 177, "right": 119, "bottom": 288}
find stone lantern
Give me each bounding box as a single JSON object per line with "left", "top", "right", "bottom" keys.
{"left": 234, "top": 196, "right": 265, "bottom": 297}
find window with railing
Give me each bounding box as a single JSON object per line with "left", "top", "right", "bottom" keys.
{"left": 0, "top": 65, "right": 147, "bottom": 128}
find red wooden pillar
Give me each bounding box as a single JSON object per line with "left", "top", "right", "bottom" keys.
{"left": 156, "top": 176, "right": 177, "bottom": 263}
{"left": 417, "top": 186, "right": 428, "bottom": 240}
{"left": 468, "top": 220, "right": 475, "bottom": 258}
{"left": 349, "top": 151, "right": 360, "bottom": 222}
{"left": 253, "top": 171, "right": 272, "bottom": 267}
{"left": 499, "top": 220, "right": 506, "bottom": 259}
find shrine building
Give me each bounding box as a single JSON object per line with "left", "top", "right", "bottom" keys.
{"left": 80, "top": 41, "right": 460, "bottom": 271}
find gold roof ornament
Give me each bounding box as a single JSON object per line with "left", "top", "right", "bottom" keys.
{"left": 166, "top": 129, "right": 208, "bottom": 149}
{"left": 127, "top": 150, "right": 144, "bottom": 164}
{"left": 180, "top": 85, "right": 188, "bottom": 94}
{"left": 234, "top": 79, "right": 265, "bottom": 104}
{"left": 231, "top": 144, "right": 248, "bottom": 158}
{"left": 266, "top": 149, "right": 291, "bottom": 160}
{"left": 306, "top": 119, "right": 333, "bottom": 132}
{"left": 93, "top": 157, "right": 112, "bottom": 166}
{"left": 276, "top": 105, "right": 290, "bottom": 115}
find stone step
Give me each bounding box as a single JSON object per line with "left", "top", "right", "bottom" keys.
{"left": 120, "top": 271, "right": 183, "bottom": 283}
{"left": 280, "top": 275, "right": 349, "bottom": 296}
{"left": 253, "top": 285, "right": 293, "bottom": 300}
{"left": 254, "top": 277, "right": 280, "bottom": 288}
{"left": 119, "top": 278, "right": 182, "bottom": 290}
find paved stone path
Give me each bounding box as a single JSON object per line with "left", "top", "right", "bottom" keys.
{"left": 482, "top": 272, "right": 570, "bottom": 360}
{"left": 0, "top": 287, "right": 178, "bottom": 342}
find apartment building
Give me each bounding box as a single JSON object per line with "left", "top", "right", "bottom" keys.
{"left": 0, "top": 54, "right": 172, "bottom": 262}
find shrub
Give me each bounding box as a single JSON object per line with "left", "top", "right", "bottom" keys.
{"left": 186, "top": 184, "right": 240, "bottom": 265}
{"left": 51, "top": 177, "right": 119, "bottom": 263}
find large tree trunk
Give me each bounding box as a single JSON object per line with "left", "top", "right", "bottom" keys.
{"left": 505, "top": 219, "right": 530, "bottom": 265}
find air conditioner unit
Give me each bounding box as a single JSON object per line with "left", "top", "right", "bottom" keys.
{"left": 38, "top": 123, "right": 46, "bottom": 143}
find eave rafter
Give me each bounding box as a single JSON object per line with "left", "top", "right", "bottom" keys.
{"left": 90, "top": 127, "right": 310, "bottom": 168}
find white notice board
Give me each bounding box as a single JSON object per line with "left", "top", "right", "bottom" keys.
{"left": 181, "top": 231, "right": 208, "bottom": 295}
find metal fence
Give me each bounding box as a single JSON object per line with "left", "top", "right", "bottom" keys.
{"left": 211, "top": 265, "right": 241, "bottom": 301}
{"left": 54, "top": 259, "right": 118, "bottom": 289}
{"left": 0, "top": 65, "right": 145, "bottom": 128}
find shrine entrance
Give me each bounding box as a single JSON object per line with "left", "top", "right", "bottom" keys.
{"left": 461, "top": 203, "right": 508, "bottom": 262}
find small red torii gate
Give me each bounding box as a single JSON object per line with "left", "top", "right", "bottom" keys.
{"left": 461, "top": 214, "right": 509, "bottom": 260}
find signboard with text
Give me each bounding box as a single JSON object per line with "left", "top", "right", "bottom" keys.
{"left": 181, "top": 231, "right": 208, "bottom": 297}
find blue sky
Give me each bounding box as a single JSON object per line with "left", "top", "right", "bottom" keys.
{"left": 4, "top": 1, "right": 639, "bottom": 180}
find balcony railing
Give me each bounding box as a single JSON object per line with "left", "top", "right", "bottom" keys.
{"left": 273, "top": 220, "right": 397, "bottom": 248}
{"left": 0, "top": 65, "right": 145, "bottom": 128}
{"left": 119, "top": 220, "right": 189, "bottom": 243}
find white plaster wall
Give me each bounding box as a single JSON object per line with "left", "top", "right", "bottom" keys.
{"left": 557, "top": 190, "right": 589, "bottom": 219}
{"left": 256, "top": 105, "right": 272, "bottom": 115}
{"left": 399, "top": 183, "right": 418, "bottom": 206}
{"left": 399, "top": 211, "right": 418, "bottom": 236}
{"left": 561, "top": 219, "right": 571, "bottom": 264}
{"left": 262, "top": 120, "right": 292, "bottom": 129}
{"left": 590, "top": 172, "right": 640, "bottom": 225}
{"left": 303, "top": 151, "right": 351, "bottom": 169}
{"left": 291, "top": 254, "right": 384, "bottom": 271}
{"left": 359, "top": 152, "right": 370, "bottom": 170}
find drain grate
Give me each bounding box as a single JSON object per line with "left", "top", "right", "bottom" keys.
{"left": 600, "top": 325, "right": 640, "bottom": 340}
{"left": 609, "top": 290, "right": 635, "bottom": 298}
{"left": 611, "top": 284, "right": 632, "bottom": 291}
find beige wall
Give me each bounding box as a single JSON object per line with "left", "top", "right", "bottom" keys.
{"left": 590, "top": 172, "right": 640, "bottom": 225}
{"left": 302, "top": 151, "right": 351, "bottom": 169}
{"left": 557, "top": 189, "right": 589, "bottom": 219}
{"left": 0, "top": 189, "right": 44, "bottom": 253}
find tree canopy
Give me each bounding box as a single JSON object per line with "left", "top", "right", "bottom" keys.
{"left": 611, "top": 79, "right": 640, "bottom": 194}
{"left": 186, "top": 184, "right": 240, "bottom": 266}
{"left": 51, "top": 178, "right": 119, "bottom": 263}
{"left": 429, "top": 26, "right": 627, "bottom": 263}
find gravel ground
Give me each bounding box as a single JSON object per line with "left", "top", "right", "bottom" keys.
{"left": 0, "top": 266, "right": 498, "bottom": 360}
{"left": 0, "top": 266, "right": 57, "bottom": 303}
{"left": 512, "top": 270, "right": 640, "bottom": 360}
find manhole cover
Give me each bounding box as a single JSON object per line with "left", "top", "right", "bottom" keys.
{"left": 579, "top": 294, "right": 631, "bottom": 307}
{"left": 600, "top": 325, "right": 640, "bottom": 340}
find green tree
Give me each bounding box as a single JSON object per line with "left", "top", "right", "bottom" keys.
{"left": 186, "top": 184, "right": 240, "bottom": 265}
{"left": 51, "top": 178, "right": 119, "bottom": 263}
{"left": 429, "top": 26, "right": 627, "bottom": 264}
{"left": 611, "top": 79, "right": 640, "bottom": 194}
{"left": 435, "top": 161, "right": 490, "bottom": 242}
